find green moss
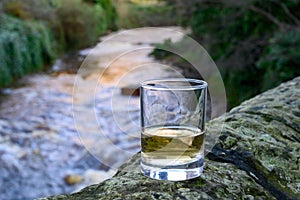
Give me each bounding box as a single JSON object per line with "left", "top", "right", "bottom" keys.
{"left": 223, "top": 136, "right": 238, "bottom": 149}
{"left": 195, "top": 178, "right": 207, "bottom": 186}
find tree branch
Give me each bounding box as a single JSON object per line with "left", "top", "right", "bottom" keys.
{"left": 249, "top": 5, "right": 290, "bottom": 31}
{"left": 279, "top": 2, "right": 300, "bottom": 25}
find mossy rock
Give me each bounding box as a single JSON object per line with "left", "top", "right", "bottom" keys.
{"left": 41, "top": 77, "right": 300, "bottom": 200}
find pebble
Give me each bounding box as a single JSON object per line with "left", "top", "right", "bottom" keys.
{"left": 64, "top": 174, "right": 84, "bottom": 185}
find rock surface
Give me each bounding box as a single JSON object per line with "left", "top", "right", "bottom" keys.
{"left": 41, "top": 77, "right": 300, "bottom": 200}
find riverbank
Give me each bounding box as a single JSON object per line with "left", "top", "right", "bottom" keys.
{"left": 0, "top": 27, "right": 188, "bottom": 199}
{"left": 0, "top": 0, "right": 117, "bottom": 87}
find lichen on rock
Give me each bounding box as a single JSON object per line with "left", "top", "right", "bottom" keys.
{"left": 40, "top": 77, "right": 300, "bottom": 200}
{"left": 208, "top": 77, "right": 300, "bottom": 199}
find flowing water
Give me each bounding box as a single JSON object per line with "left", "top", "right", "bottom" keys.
{"left": 0, "top": 27, "right": 187, "bottom": 199}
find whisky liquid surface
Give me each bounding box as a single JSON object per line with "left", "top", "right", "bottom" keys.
{"left": 141, "top": 125, "right": 204, "bottom": 166}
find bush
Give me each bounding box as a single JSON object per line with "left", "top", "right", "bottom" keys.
{"left": 0, "top": 0, "right": 117, "bottom": 87}
{"left": 149, "top": 0, "right": 299, "bottom": 108}
{"left": 2, "top": 0, "right": 59, "bottom": 20}
{"left": 116, "top": 1, "right": 177, "bottom": 28}
{"left": 1, "top": 0, "right": 114, "bottom": 51}
{"left": 83, "top": 0, "right": 118, "bottom": 30}
{"left": 164, "top": 0, "right": 198, "bottom": 27}
{"left": 0, "top": 14, "right": 55, "bottom": 86}
{"left": 257, "top": 27, "right": 300, "bottom": 91}
{"left": 189, "top": 0, "right": 300, "bottom": 108}
{"left": 56, "top": 0, "right": 107, "bottom": 50}
{"left": 97, "top": 0, "right": 118, "bottom": 30}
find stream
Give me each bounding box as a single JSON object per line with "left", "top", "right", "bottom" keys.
{"left": 0, "top": 27, "right": 186, "bottom": 199}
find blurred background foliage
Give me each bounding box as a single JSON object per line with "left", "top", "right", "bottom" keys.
{"left": 0, "top": 14, "right": 54, "bottom": 85}
{"left": 188, "top": 0, "right": 300, "bottom": 108}
{"left": 115, "top": 0, "right": 177, "bottom": 28}
{"left": 0, "top": 0, "right": 299, "bottom": 108}
{"left": 151, "top": 0, "right": 300, "bottom": 108}
{"left": 0, "top": 0, "right": 117, "bottom": 86}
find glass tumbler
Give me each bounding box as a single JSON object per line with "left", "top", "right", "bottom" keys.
{"left": 140, "top": 78, "right": 207, "bottom": 181}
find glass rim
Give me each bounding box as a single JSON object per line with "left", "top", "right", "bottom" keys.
{"left": 140, "top": 78, "right": 207, "bottom": 91}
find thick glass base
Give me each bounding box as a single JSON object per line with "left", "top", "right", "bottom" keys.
{"left": 140, "top": 158, "right": 204, "bottom": 181}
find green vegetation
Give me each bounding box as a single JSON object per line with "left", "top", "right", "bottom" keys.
{"left": 97, "top": 0, "right": 118, "bottom": 30}
{"left": 115, "top": 0, "right": 177, "bottom": 28}
{"left": 152, "top": 0, "right": 300, "bottom": 108}
{"left": 0, "top": 0, "right": 117, "bottom": 87}
{"left": 56, "top": 0, "right": 107, "bottom": 50}
{"left": 189, "top": 0, "right": 300, "bottom": 108}
{"left": 257, "top": 28, "right": 300, "bottom": 91}
{"left": 0, "top": 14, "right": 55, "bottom": 86}
{"left": 1, "top": 0, "right": 299, "bottom": 108}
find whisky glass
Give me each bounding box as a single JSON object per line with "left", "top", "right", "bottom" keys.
{"left": 140, "top": 78, "right": 207, "bottom": 181}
